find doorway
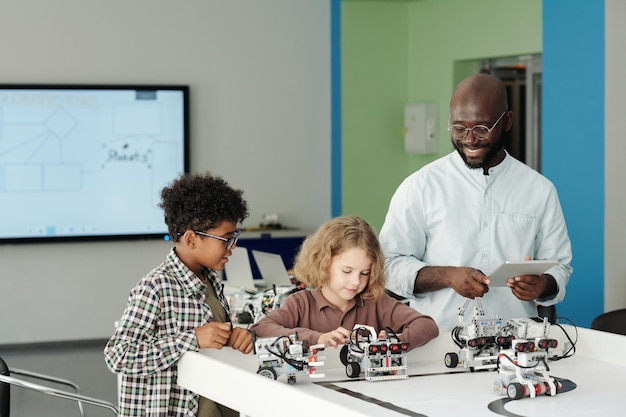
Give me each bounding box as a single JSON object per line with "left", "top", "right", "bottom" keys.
{"left": 477, "top": 55, "right": 543, "bottom": 172}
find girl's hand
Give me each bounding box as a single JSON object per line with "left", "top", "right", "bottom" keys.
{"left": 318, "top": 327, "right": 350, "bottom": 347}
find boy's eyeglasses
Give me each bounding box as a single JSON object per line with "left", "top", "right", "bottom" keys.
{"left": 194, "top": 230, "right": 241, "bottom": 250}
{"left": 447, "top": 112, "right": 506, "bottom": 141}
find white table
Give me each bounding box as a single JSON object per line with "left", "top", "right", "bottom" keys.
{"left": 177, "top": 325, "right": 626, "bottom": 417}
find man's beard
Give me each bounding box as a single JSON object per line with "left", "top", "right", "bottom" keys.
{"left": 452, "top": 136, "right": 505, "bottom": 170}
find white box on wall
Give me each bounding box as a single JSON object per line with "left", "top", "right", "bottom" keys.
{"left": 403, "top": 102, "right": 438, "bottom": 154}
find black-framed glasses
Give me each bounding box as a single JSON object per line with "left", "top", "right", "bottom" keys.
{"left": 194, "top": 229, "right": 241, "bottom": 250}
{"left": 447, "top": 111, "right": 506, "bottom": 141}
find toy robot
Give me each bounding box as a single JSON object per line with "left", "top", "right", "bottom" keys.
{"left": 237, "top": 283, "right": 306, "bottom": 325}
{"left": 493, "top": 317, "right": 561, "bottom": 400}
{"left": 339, "top": 324, "right": 409, "bottom": 381}
{"left": 444, "top": 297, "right": 506, "bottom": 371}
{"left": 254, "top": 333, "right": 325, "bottom": 385}
{"left": 444, "top": 298, "right": 566, "bottom": 400}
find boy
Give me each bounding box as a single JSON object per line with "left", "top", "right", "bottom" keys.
{"left": 104, "top": 172, "right": 252, "bottom": 417}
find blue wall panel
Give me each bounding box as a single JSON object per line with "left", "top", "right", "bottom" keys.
{"left": 542, "top": 0, "right": 605, "bottom": 327}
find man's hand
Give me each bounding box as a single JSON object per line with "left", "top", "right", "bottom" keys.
{"left": 506, "top": 256, "right": 558, "bottom": 301}
{"left": 415, "top": 266, "right": 489, "bottom": 298}
{"left": 448, "top": 267, "right": 491, "bottom": 298}
{"left": 507, "top": 274, "right": 555, "bottom": 301}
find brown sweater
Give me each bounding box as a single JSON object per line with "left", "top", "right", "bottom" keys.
{"left": 250, "top": 288, "right": 439, "bottom": 351}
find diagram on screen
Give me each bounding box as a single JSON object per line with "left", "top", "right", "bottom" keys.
{"left": 0, "top": 88, "right": 186, "bottom": 239}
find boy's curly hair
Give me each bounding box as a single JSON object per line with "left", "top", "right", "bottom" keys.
{"left": 159, "top": 172, "right": 249, "bottom": 241}
{"left": 294, "top": 215, "right": 386, "bottom": 300}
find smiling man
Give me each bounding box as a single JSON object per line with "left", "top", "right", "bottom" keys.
{"left": 379, "top": 73, "right": 573, "bottom": 331}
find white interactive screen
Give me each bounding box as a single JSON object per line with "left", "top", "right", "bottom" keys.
{"left": 0, "top": 85, "right": 189, "bottom": 242}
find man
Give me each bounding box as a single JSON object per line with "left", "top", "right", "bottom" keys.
{"left": 379, "top": 73, "right": 573, "bottom": 331}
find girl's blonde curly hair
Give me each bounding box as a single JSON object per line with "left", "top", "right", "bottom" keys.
{"left": 293, "top": 215, "right": 386, "bottom": 300}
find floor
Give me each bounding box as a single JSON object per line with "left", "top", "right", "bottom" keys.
{"left": 0, "top": 340, "right": 118, "bottom": 417}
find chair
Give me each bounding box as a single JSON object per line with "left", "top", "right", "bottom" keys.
{"left": 385, "top": 289, "right": 411, "bottom": 306}
{"left": 537, "top": 305, "right": 557, "bottom": 324}
{"left": 591, "top": 308, "right": 626, "bottom": 336}
{"left": 0, "top": 356, "right": 118, "bottom": 417}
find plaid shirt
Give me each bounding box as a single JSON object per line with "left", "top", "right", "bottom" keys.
{"left": 104, "top": 248, "right": 231, "bottom": 417}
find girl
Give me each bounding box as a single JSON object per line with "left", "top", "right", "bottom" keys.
{"left": 250, "top": 215, "right": 439, "bottom": 351}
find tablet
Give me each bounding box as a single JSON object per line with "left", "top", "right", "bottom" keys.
{"left": 487, "top": 260, "right": 558, "bottom": 287}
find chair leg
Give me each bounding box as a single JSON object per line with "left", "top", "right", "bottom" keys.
{"left": 9, "top": 369, "right": 85, "bottom": 417}
{"left": 0, "top": 357, "right": 10, "bottom": 417}
{"left": 0, "top": 374, "right": 118, "bottom": 416}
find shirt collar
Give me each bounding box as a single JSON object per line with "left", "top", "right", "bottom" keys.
{"left": 201, "top": 268, "right": 224, "bottom": 295}
{"left": 450, "top": 149, "right": 512, "bottom": 179}
{"left": 311, "top": 288, "right": 364, "bottom": 311}
{"left": 166, "top": 248, "right": 208, "bottom": 298}
{"left": 485, "top": 150, "right": 511, "bottom": 176}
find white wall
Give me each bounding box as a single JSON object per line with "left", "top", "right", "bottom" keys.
{"left": 605, "top": 0, "right": 626, "bottom": 312}
{"left": 0, "top": 0, "right": 331, "bottom": 344}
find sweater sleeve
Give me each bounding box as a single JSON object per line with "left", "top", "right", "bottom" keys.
{"left": 250, "top": 293, "right": 323, "bottom": 346}
{"left": 375, "top": 295, "right": 439, "bottom": 351}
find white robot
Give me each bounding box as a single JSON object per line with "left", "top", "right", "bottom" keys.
{"left": 445, "top": 299, "right": 563, "bottom": 399}
{"left": 444, "top": 297, "right": 508, "bottom": 371}
{"left": 493, "top": 317, "right": 561, "bottom": 400}
{"left": 237, "top": 283, "right": 306, "bottom": 325}
{"left": 254, "top": 333, "right": 325, "bottom": 385}
{"left": 339, "top": 324, "right": 409, "bottom": 381}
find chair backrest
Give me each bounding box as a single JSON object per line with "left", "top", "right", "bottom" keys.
{"left": 591, "top": 308, "right": 626, "bottom": 336}
{"left": 537, "top": 305, "right": 557, "bottom": 324}
{"left": 0, "top": 356, "right": 10, "bottom": 417}
{"left": 0, "top": 356, "right": 118, "bottom": 416}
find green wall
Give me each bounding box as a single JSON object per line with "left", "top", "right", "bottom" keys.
{"left": 341, "top": 0, "right": 542, "bottom": 231}
{"left": 341, "top": 1, "right": 410, "bottom": 228}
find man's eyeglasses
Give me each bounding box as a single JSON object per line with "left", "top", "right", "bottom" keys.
{"left": 194, "top": 230, "right": 241, "bottom": 250}
{"left": 448, "top": 112, "right": 506, "bottom": 141}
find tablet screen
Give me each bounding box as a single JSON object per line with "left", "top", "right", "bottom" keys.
{"left": 487, "top": 260, "right": 558, "bottom": 287}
